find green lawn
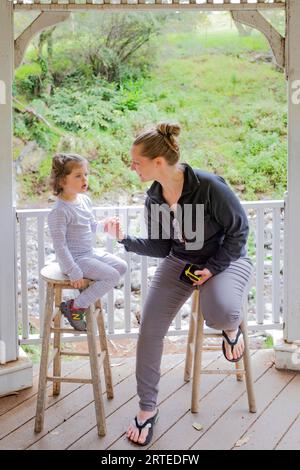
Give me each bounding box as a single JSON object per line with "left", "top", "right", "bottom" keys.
{"left": 136, "top": 31, "right": 287, "bottom": 200}
{"left": 14, "top": 28, "right": 287, "bottom": 202}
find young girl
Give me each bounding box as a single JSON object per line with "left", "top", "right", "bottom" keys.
{"left": 48, "top": 153, "right": 127, "bottom": 331}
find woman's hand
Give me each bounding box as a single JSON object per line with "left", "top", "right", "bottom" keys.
{"left": 103, "top": 216, "right": 124, "bottom": 241}
{"left": 193, "top": 268, "right": 213, "bottom": 286}
{"left": 70, "top": 278, "right": 87, "bottom": 289}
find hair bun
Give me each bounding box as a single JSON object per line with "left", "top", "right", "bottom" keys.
{"left": 156, "top": 122, "right": 181, "bottom": 138}
{"left": 52, "top": 154, "right": 66, "bottom": 176}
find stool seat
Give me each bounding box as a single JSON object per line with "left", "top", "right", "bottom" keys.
{"left": 40, "top": 262, "right": 90, "bottom": 286}
{"left": 40, "top": 263, "right": 69, "bottom": 283}
{"left": 35, "top": 262, "right": 113, "bottom": 437}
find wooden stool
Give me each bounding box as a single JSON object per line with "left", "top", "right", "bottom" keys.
{"left": 34, "top": 262, "right": 113, "bottom": 436}
{"left": 184, "top": 288, "right": 256, "bottom": 414}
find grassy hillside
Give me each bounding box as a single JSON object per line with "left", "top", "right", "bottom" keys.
{"left": 13, "top": 13, "right": 287, "bottom": 204}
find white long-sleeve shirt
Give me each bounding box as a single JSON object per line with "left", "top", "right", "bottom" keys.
{"left": 48, "top": 194, "right": 99, "bottom": 281}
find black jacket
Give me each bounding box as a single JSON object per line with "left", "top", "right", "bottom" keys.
{"left": 119, "top": 163, "right": 249, "bottom": 275}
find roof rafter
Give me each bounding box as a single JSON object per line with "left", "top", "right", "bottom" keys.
{"left": 231, "top": 10, "right": 285, "bottom": 69}
{"left": 13, "top": 0, "right": 286, "bottom": 12}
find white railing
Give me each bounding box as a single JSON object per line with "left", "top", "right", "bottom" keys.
{"left": 16, "top": 200, "right": 284, "bottom": 345}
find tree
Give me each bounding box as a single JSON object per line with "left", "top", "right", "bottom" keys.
{"left": 81, "top": 13, "right": 163, "bottom": 82}
{"left": 37, "top": 27, "right": 56, "bottom": 95}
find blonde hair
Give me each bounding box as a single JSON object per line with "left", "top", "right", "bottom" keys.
{"left": 133, "top": 122, "right": 181, "bottom": 165}
{"left": 50, "top": 153, "right": 88, "bottom": 196}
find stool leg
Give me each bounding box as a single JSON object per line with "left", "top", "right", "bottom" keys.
{"left": 191, "top": 289, "right": 204, "bottom": 413}
{"left": 240, "top": 319, "right": 257, "bottom": 413}
{"left": 236, "top": 300, "right": 247, "bottom": 381}
{"left": 35, "top": 283, "right": 54, "bottom": 433}
{"left": 86, "top": 305, "right": 106, "bottom": 436}
{"left": 53, "top": 286, "right": 62, "bottom": 396}
{"left": 184, "top": 291, "right": 197, "bottom": 382}
{"left": 95, "top": 300, "right": 114, "bottom": 399}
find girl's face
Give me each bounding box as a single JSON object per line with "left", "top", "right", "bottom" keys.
{"left": 130, "top": 144, "right": 161, "bottom": 182}
{"left": 61, "top": 163, "right": 89, "bottom": 196}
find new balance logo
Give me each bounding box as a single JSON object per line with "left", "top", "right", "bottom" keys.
{"left": 72, "top": 313, "right": 82, "bottom": 321}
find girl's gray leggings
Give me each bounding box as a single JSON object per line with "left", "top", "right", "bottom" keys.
{"left": 73, "top": 249, "right": 127, "bottom": 309}
{"left": 137, "top": 253, "right": 254, "bottom": 412}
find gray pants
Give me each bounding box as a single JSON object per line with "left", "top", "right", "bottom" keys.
{"left": 137, "top": 253, "right": 253, "bottom": 411}
{"left": 73, "top": 249, "right": 127, "bottom": 309}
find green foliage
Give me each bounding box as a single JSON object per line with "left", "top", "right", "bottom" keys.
{"left": 14, "top": 63, "right": 43, "bottom": 98}
{"left": 13, "top": 13, "right": 287, "bottom": 202}
{"left": 247, "top": 231, "right": 256, "bottom": 259}
{"left": 18, "top": 322, "right": 41, "bottom": 363}
{"left": 14, "top": 13, "right": 162, "bottom": 101}
{"left": 66, "top": 13, "right": 162, "bottom": 83}
{"left": 50, "top": 39, "right": 93, "bottom": 85}
{"left": 49, "top": 84, "right": 117, "bottom": 132}
{"left": 14, "top": 112, "right": 31, "bottom": 141}
{"left": 21, "top": 344, "right": 41, "bottom": 364}
{"left": 263, "top": 335, "right": 274, "bottom": 349}
{"left": 38, "top": 154, "right": 53, "bottom": 182}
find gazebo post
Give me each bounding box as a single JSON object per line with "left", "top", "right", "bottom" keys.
{"left": 274, "top": 0, "right": 300, "bottom": 371}
{"left": 0, "top": 0, "right": 32, "bottom": 395}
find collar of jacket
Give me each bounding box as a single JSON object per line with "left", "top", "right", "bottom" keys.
{"left": 146, "top": 162, "right": 201, "bottom": 204}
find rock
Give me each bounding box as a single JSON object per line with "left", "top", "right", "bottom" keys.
{"left": 130, "top": 271, "right": 141, "bottom": 292}
{"left": 114, "top": 292, "right": 124, "bottom": 309}
{"left": 180, "top": 304, "right": 192, "bottom": 319}
{"left": 265, "top": 303, "right": 272, "bottom": 313}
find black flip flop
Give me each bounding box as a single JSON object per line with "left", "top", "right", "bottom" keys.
{"left": 222, "top": 327, "right": 244, "bottom": 363}
{"left": 130, "top": 409, "right": 159, "bottom": 447}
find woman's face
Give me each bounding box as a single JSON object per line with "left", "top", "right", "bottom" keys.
{"left": 130, "top": 144, "right": 160, "bottom": 182}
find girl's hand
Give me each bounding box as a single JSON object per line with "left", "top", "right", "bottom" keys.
{"left": 193, "top": 268, "right": 213, "bottom": 286}
{"left": 70, "top": 278, "right": 86, "bottom": 289}
{"left": 104, "top": 217, "right": 124, "bottom": 241}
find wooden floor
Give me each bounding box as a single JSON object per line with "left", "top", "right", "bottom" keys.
{"left": 1, "top": 349, "right": 300, "bottom": 450}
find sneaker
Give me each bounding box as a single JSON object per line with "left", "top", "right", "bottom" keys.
{"left": 60, "top": 299, "right": 87, "bottom": 331}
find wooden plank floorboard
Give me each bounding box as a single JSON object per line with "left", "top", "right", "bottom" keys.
{"left": 28, "top": 354, "right": 186, "bottom": 450}
{"left": 276, "top": 411, "right": 300, "bottom": 450}
{"left": 110, "top": 350, "right": 235, "bottom": 450}
{"left": 149, "top": 351, "right": 269, "bottom": 451}
{"left": 68, "top": 353, "right": 219, "bottom": 450}
{"left": 0, "top": 358, "right": 135, "bottom": 449}
{"left": 1, "top": 350, "right": 298, "bottom": 451}
{"left": 233, "top": 374, "right": 300, "bottom": 450}
{"left": 190, "top": 353, "right": 295, "bottom": 450}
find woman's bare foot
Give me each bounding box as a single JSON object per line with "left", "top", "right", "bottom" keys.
{"left": 223, "top": 329, "right": 244, "bottom": 361}
{"left": 126, "top": 409, "right": 157, "bottom": 445}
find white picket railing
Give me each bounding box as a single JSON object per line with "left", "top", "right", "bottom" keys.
{"left": 16, "top": 200, "right": 284, "bottom": 345}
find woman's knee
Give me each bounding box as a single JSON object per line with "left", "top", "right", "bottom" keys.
{"left": 203, "top": 303, "right": 242, "bottom": 331}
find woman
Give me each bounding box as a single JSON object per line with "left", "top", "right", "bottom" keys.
{"left": 106, "top": 122, "right": 253, "bottom": 446}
